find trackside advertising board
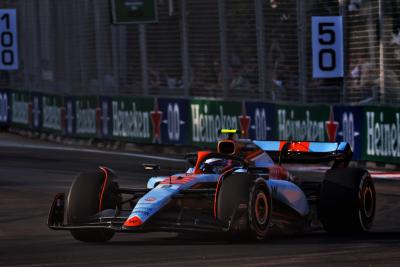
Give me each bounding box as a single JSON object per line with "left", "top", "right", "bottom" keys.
{"left": 10, "top": 90, "right": 30, "bottom": 127}
{"left": 99, "top": 96, "right": 112, "bottom": 139}
{"left": 157, "top": 98, "right": 189, "bottom": 145}
{"left": 244, "top": 101, "right": 276, "bottom": 141}
{"left": 333, "top": 106, "right": 363, "bottom": 161}
{"left": 64, "top": 96, "right": 99, "bottom": 137}
{"left": 41, "top": 93, "right": 63, "bottom": 133}
{"left": 110, "top": 96, "right": 154, "bottom": 143}
{"left": 31, "top": 92, "right": 42, "bottom": 130}
{"left": 189, "top": 99, "right": 241, "bottom": 147}
{"left": 362, "top": 106, "right": 400, "bottom": 163}
{"left": 4, "top": 88, "right": 400, "bottom": 164}
{"left": 0, "top": 89, "right": 10, "bottom": 124}
{"left": 275, "top": 104, "right": 330, "bottom": 142}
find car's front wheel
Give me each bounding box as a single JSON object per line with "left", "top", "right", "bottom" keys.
{"left": 216, "top": 174, "right": 271, "bottom": 240}
{"left": 66, "top": 167, "right": 120, "bottom": 242}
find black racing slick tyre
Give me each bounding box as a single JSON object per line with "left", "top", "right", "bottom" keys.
{"left": 66, "top": 168, "right": 119, "bottom": 242}
{"left": 319, "top": 168, "right": 376, "bottom": 234}
{"left": 216, "top": 174, "right": 271, "bottom": 240}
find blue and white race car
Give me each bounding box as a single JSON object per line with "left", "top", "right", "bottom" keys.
{"left": 48, "top": 129, "right": 376, "bottom": 242}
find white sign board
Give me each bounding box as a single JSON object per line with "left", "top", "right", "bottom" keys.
{"left": 312, "top": 16, "right": 343, "bottom": 78}
{"left": 0, "top": 9, "right": 18, "bottom": 70}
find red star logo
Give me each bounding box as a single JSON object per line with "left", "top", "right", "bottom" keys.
{"left": 150, "top": 98, "right": 163, "bottom": 143}
{"left": 239, "top": 102, "right": 251, "bottom": 138}
{"left": 325, "top": 106, "right": 339, "bottom": 142}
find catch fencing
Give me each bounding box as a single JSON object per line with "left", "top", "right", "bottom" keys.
{"left": 0, "top": 0, "right": 399, "bottom": 104}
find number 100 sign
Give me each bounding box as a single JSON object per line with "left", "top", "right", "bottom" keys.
{"left": 312, "top": 16, "right": 343, "bottom": 78}
{"left": 0, "top": 9, "right": 18, "bottom": 70}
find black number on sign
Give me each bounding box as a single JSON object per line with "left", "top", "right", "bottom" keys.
{"left": 1, "top": 50, "right": 14, "bottom": 65}
{"left": 318, "top": 22, "right": 335, "bottom": 45}
{"left": 319, "top": 49, "right": 336, "bottom": 71}
{"left": 1, "top": 13, "right": 10, "bottom": 29}
{"left": 1, "top": 32, "right": 13, "bottom": 47}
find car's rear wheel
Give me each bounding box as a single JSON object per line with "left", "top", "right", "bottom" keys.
{"left": 319, "top": 167, "right": 376, "bottom": 234}
{"left": 216, "top": 174, "right": 271, "bottom": 240}
{"left": 248, "top": 178, "right": 271, "bottom": 240}
{"left": 66, "top": 168, "right": 120, "bottom": 242}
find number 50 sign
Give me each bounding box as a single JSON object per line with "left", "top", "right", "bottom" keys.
{"left": 0, "top": 9, "right": 18, "bottom": 70}
{"left": 312, "top": 16, "right": 343, "bottom": 78}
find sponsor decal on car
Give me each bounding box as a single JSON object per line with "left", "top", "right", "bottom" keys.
{"left": 145, "top": 197, "right": 157, "bottom": 202}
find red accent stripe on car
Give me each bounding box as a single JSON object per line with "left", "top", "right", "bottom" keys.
{"left": 159, "top": 175, "right": 196, "bottom": 184}
{"left": 213, "top": 168, "right": 234, "bottom": 219}
{"left": 245, "top": 149, "right": 264, "bottom": 161}
{"left": 98, "top": 167, "right": 109, "bottom": 212}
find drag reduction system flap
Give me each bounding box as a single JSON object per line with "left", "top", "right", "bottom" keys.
{"left": 253, "top": 140, "right": 353, "bottom": 165}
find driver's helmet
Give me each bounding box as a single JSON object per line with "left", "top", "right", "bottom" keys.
{"left": 200, "top": 158, "right": 228, "bottom": 174}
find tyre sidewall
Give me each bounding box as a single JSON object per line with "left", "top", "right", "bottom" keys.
{"left": 248, "top": 178, "right": 271, "bottom": 240}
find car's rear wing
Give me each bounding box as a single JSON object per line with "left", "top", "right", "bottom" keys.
{"left": 253, "top": 140, "right": 353, "bottom": 165}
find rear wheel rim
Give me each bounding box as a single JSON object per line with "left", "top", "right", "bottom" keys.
{"left": 363, "top": 183, "right": 374, "bottom": 218}
{"left": 255, "top": 192, "right": 268, "bottom": 225}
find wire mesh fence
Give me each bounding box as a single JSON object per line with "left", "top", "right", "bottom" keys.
{"left": 0, "top": 0, "right": 399, "bottom": 104}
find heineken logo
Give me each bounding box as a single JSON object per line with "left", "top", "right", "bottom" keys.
{"left": 76, "top": 100, "right": 96, "bottom": 134}
{"left": 11, "top": 93, "right": 29, "bottom": 124}
{"left": 278, "top": 109, "right": 325, "bottom": 141}
{"left": 366, "top": 112, "right": 400, "bottom": 157}
{"left": 42, "top": 96, "right": 61, "bottom": 130}
{"left": 191, "top": 104, "right": 238, "bottom": 143}
{"left": 112, "top": 101, "right": 150, "bottom": 138}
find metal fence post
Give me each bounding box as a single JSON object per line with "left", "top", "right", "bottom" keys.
{"left": 378, "top": 0, "right": 385, "bottom": 103}
{"left": 218, "top": 0, "right": 229, "bottom": 98}
{"left": 139, "top": 24, "right": 149, "bottom": 95}
{"left": 296, "top": 0, "right": 307, "bottom": 103}
{"left": 93, "top": 0, "right": 104, "bottom": 92}
{"left": 339, "top": 0, "right": 347, "bottom": 103}
{"left": 180, "top": 0, "right": 190, "bottom": 97}
{"left": 110, "top": 25, "right": 120, "bottom": 94}
{"left": 255, "top": 0, "right": 266, "bottom": 100}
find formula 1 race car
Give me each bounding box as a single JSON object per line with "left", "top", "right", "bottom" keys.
{"left": 48, "top": 129, "right": 376, "bottom": 242}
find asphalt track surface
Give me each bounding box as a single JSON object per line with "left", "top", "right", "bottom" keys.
{"left": 1, "top": 133, "right": 400, "bottom": 266}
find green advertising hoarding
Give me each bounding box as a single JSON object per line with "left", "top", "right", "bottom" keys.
{"left": 111, "top": 0, "right": 157, "bottom": 24}
{"left": 111, "top": 96, "right": 154, "bottom": 142}
{"left": 42, "top": 94, "right": 63, "bottom": 133}
{"left": 275, "top": 104, "right": 331, "bottom": 141}
{"left": 362, "top": 106, "right": 400, "bottom": 163}
{"left": 189, "top": 99, "right": 241, "bottom": 147}
{"left": 10, "top": 90, "right": 30, "bottom": 127}
{"left": 75, "top": 96, "right": 98, "bottom": 137}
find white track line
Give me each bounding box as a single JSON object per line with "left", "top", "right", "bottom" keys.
{"left": 0, "top": 142, "right": 185, "bottom": 163}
